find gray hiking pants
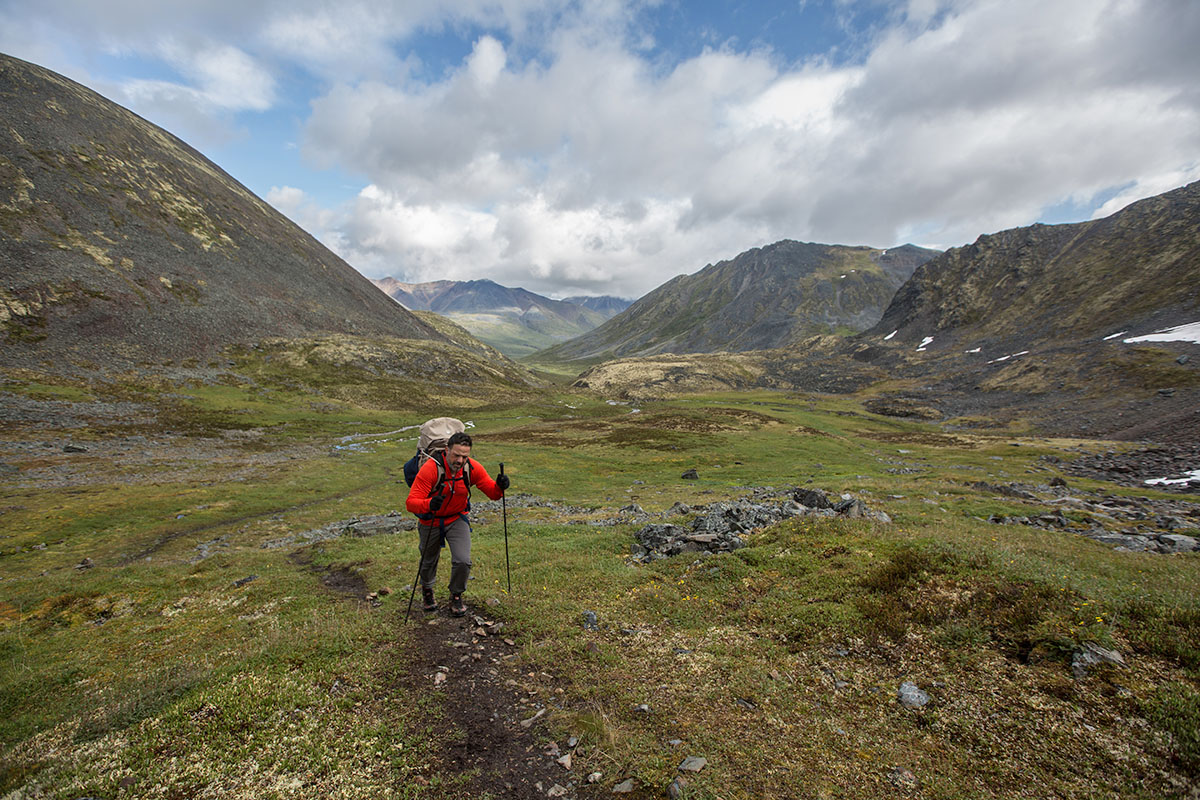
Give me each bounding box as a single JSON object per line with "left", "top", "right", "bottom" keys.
{"left": 417, "top": 517, "right": 471, "bottom": 595}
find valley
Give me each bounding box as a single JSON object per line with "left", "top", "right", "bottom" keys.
{"left": 1, "top": 363, "right": 1197, "bottom": 799}
{"left": 1, "top": 49, "right": 1198, "bottom": 800}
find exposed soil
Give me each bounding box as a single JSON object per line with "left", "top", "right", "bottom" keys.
{"left": 300, "top": 557, "right": 603, "bottom": 798}
{"left": 388, "top": 602, "right": 603, "bottom": 799}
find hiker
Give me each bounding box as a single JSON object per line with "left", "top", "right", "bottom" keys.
{"left": 406, "top": 431, "right": 509, "bottom": 616}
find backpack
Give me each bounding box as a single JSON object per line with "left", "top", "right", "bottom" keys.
{"left": 403, "top": 417, "right": 472, "bottom": 498}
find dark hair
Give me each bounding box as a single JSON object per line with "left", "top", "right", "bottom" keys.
{"left": 447, "top": 431, "right": 473, "bottom": 449}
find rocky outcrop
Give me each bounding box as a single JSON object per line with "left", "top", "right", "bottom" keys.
{"left": 631, "top": 488, "right": 891, "bottom": 562}
{"left": 975, "top": 478, "right": 1200, "bottom": 553}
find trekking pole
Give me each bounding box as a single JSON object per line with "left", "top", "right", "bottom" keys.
{"left": 500, "top": 462, "right": 511, "bottom": 595}
{"left": 404, "top": 535, "right": 425, "bottom": 622}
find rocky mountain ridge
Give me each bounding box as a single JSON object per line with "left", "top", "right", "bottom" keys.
{"left": 869, "top": 181, "right": 1200, "bottom": 354}
{"left": 538, "top": 241, "right": 939, "bottom": 363}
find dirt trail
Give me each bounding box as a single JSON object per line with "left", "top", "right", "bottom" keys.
{"left": 391, "top": 601, "right": 600, "bottom": 799}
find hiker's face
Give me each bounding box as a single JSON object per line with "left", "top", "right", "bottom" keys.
{"left": 446, "top": 443, "right": 471, "bottom": 472}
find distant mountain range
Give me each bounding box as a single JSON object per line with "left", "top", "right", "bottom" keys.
{"left": 574, "top": 181, "right": 1200, "bottom": 442}
{"left": 537, "top": 241, "right": 939, "bottom": 363}
{"left": 0, "top": 53, "right": 443, "bottom": 369}
{"left": 371, "top": 278, "right": 631, "bottom": 358}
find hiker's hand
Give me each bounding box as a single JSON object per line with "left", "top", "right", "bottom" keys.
{"left": 428, "top": 494, "right": 444, "bottom": 512}
{"left": 496, "top": 473, "right": 510, "bottom": 492}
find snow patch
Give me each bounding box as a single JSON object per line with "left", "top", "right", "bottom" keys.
{"left": 1103, "top": 330, "right": 1128, "bottom": 341}
{"left": 916, "top": 336, "right": 934, "bottom": 351}
{"left": 965, "top": 347, "right": 982, "bottom": 354}
{"left": 884, "top": 330, "right": 897, "bottom": 341}
{"left": 987, "top": 350, "right": 1030, "bottom": 364}
{"left": 1145, "top": 469, "right": 1200, "bottom": 486}
{"left": 1123, "top": 321, "right": 1200, "bottom": 345}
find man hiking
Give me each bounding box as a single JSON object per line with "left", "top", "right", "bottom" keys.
{"left": 406, "top": 431, "right": 509, "bottom": 616}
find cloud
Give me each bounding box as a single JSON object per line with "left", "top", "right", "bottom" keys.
{"left": 298, "top": 0, "right": 1198, "bottom": 297}
{"left": 3, "top": 0, "right": 1198, "bottom": 299}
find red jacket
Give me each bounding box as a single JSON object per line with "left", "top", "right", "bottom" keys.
{"left": 405, "top": 455, "right": 503, "bottom": 526}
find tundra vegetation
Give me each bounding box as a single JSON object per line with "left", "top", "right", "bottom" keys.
{"left": 0, "top": 347, "right": 1197, "bottom": 799}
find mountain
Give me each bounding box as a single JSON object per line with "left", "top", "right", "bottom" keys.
{"left": 0, "top": 53, "right": 446, "bottom": 371}
{"left": 867, "top": 182, "right": 1200, "bottom": 351}
{"left": 536, "top": 241, "right": 939, "bottom": 363}
{"left": 573, "top": 182, "right": 1200, "bottom": 443}
{"left": 371, "top": 278, "right": 626, "bottom": 358}
{"left": 562, "top": 295, "right": 633, "bottom": 316}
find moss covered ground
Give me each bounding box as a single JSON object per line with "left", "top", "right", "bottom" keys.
{"left": 1, "top": 364, "right": 1197, "bottom": 799}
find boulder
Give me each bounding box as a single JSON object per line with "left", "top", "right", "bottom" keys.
{"left": 898, "top": 681, "right": 929, "bottom": 708}
{"left": 794, "top": 488, "right": 832, "bottom": 509}
{"left": 1158, "top": 534, "right": 1198, "bottom": 553}
{"left": 1071, "top": 642, "right": 1126, "bottom": 680}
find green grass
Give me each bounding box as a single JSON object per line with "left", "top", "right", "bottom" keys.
{"left": 1, "top": 373, "right": 1197, "bottom": 799}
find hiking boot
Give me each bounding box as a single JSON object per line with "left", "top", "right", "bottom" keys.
{"left": 450, "top": 593, "right": 466, "bottom": 617}
{"left": 421, "top": 587, "right": 437, "bottom": 612}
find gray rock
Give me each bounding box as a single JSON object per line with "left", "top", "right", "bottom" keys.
{"left": 898, "top": 681, "right": 929, "bottom": 708}
{"left": 833, "top": 498, "right": 869, "bottom": 518}
{"left": 668, "top": 776, "right": 689, "bottom": 799}
{"left": 582, "top": 610, "right": 599, "bottom": 630}
{"left": 1158, "top": 534, "right": 1198, "bottom": 553}
{"left": 681, "top": 469, "right": 699, "bottom": 480}
{"left": 794, "top": 488, "right": 832, "bottom": 509}
{"left": 1072, "top": 642, "right": 1126, "bottom": 680}
{"left": 679, "top": 756, "right": 707, "bottom": 772}
{"left": 612, "top": 778, "right": 635, "bottom": 793}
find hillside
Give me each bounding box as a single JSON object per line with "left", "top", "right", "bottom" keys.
{"left": 869, "top": 180, "right": 1200, "bottom": 351}
{"left": 562, "top": 295, "right": 633, "bottom": 316}
{"left": 0, "top": 53, "right": 445, "bottom": 372}
{"left": 372, "top": 278, "right": 628, "bottom": 358}
{"left": 537, "top": 241, "right": 939, "bottom": 363}
{"left": 571, "top": 183, "right": 1200, "bottom": 443}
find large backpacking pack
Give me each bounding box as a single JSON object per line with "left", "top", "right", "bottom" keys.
{"left": 403, "top": 418, "right": 472, "bottom": 520}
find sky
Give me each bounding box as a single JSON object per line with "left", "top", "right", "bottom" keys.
{"left": 2, "top": 0, "right": 1198, "bottom": 300}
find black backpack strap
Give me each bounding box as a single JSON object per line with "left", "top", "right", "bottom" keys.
{"left": 417, "top": 453, "right": 471, "bottom": 523}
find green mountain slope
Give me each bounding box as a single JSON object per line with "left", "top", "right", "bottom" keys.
{"left": 869, "top": 180, "right": 1200, "bottom": 351}
{"left": 537, "top": 241, "right": 939, "bottom": 363}
{"left": 0, "top": 53, "right": 444, "bottom": 372}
